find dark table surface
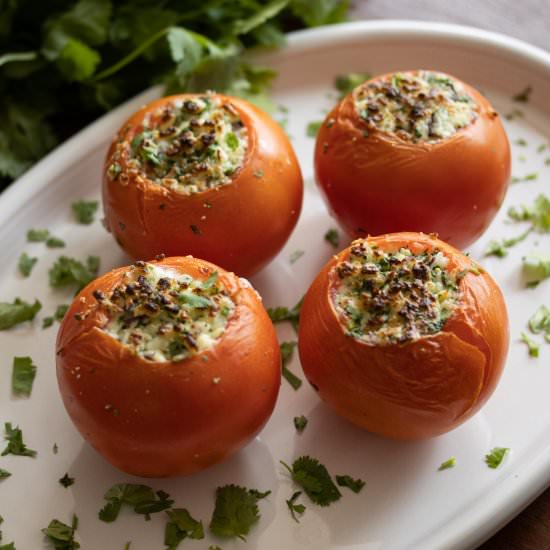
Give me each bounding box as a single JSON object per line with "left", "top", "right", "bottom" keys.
{"left": 350, "top": 1, "right": 550, "bottom": 549}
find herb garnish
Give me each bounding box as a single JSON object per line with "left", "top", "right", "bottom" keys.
{"left": 0, "top": 468, "right": 11, "bottom": 480}
{"left": 18, "top": 252, "right": 37, "bottom": 277}
{"left": 334, "top": 72, "right": 372, "bottom": 98}
{"left": 485, "top": 447, "right": 510, "bottom": 469}
{"left": 2, "top": 423, "right": 36, "bottom": 457}
{"left": 511, "top": 173, "right": 538, "bottom": 184}
{"left": 289, "top": 250, "right": 304, "bottom": 264}
{"left": 99, "top": 484, "right": 174, "bottom": 522}
{"left": 280, "top": 341, "right": 302, "bottom": 390}
{"left": 0, "top": 298, "right": 41, "bottom": 330}
{"left": 335, "top": 474, "right": 365, "bottom": 493}
{"left": 49, "top": 255, "right": 100, "bottom": 291}
{"left": 27, "top": 229, "right": 50, "bottom": 242}
{"left": 528, "top": 305, "right": 550, "bottom": 343}
{"left": 286, "top": 491, "right": 306, "bottom": 523}
{"left": 267, "top": 297, "right": 303, "bottom": 331}
{"left": 42, "top": 514, "right": 80, "bottom": 549}
{"left": 72, "top": 200, "right": 99, "bottom": 224}
{"left": 293, "top": 415, "right": 308, "bottom": 432}
{"left": 522, "top": 253, "right": 550, "bottom": 286}
{"left": 438, "top": 457, "right": 457, "bottom": 471}
{"left": 46, "top": 237, "right": 66, "bottom": 249}
{"left": 512, "top": 86, "right": 532, "bottom": 103}
{"left": 11, "top": 356, "right": 37, "bottom": 397}
{"left": 484, "top": 228, "right": 531, "bottom": 258}
{"left": 164, "top": 508, "right": 204, "bottom": 550}
{"left": 514, "top": 138, "right": 527, "bottom": 146}
{"left": 508, "top": 194, "right": 550, "bottom": 233}
{"left": 280, "top": 456, "right": 341, "bottom": 506}
{"left": 306, "top": 120, "right": 322, "bottom": 137}
{"left": 521, "top": 332, "right": 540, "bottom": 357}
{"left": 324, "top": 228, "right": 340, "bottom": 248}
{"left": 59, "top": 473, "right": 75, "bottom": 488}
{"left": 209, "top": 484, "right": 270, "bottom": 541}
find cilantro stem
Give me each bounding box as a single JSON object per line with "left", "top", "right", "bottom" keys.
{"left": 0, "top": 51, "right": 38, "bottom": 67}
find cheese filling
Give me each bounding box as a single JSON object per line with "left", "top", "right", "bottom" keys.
{"left": 353, "top": 70, "right": 478, "bottom": 142}
{"left": 109, "top": 95, "right": 248, "bottom": 195}
{"left": 98, "top": 263, "right": 235, "bottom": 362}
{"left": 332, "top": 242, "right": 462, "bottom": 345}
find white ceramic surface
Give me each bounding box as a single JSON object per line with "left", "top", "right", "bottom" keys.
{"left": 1, "top": 21, "right": 550, "bottom": 550}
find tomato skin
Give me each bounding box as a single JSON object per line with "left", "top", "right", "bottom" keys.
{"left": 103, "top": 94, "right": 303, "bottom": 277}
{"left": 56, "top": 256, "right": 281, "bottom": 477}
{"left": 298, "top": 232, "right": 509, "bottom": 440}
{"left": 314, "top": 72, "right": 511, "bottom": 249}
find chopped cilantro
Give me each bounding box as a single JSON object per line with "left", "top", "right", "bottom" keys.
{"left": 286, "top": 491, "right": 306, "bottom": 523}
{"left": 46, "top": 237, "right": 66, "bottom": 248}
{"left": 306, "top": 120, "right": 322, "bottom": 137}
{"left": 334, "top": 72, "right": 372, "bottom": 98}
{"left": 537, "top": 144, "right": 547, "bottom": 153}
{"left": 280, "top": 341, "right": 302, "bottom": 390}
{"left": 267, "top": 297, "right": 303, "bottom": 331}
{"left": 42, "top": 317, "right": 54, "bottom": 329}
{"left": 512, "top": 86, "right": 532, "bottom": 103}
{"left": 11, "top": 356, "right": 37, "bottom": 397}
{"left": 201, "top": 271, "right": 219, "bottom": 290}
{"left": 27, "top": 229, "right": 50, "bottom": 242}
{"left": 528, "top": 305, "right": 550, "bottom": 342}
{"left": 335, "top": 474, "right": 365, "bottom": 493}
{"left": 280, "top": 456, "right": 341, "bottom": 506}
{"left": 289, "top": 250, "right": 304, "bottom": 264}
{"left": 438, "top": 457, "right": 457, "bottom": 471}
{"left": 514, "top": 138, "right": 527, "bottom": 146}
{"left": 522, "top": 253, "right": 550, "bottom": 285}
{"left": 324, "top": 228, "right": 340, "bottom": 248}
{"left": 164, "top": 508, "right": 204, "bottom": 549}
{"left": 225, "top": 132, "right": 239, "bottom": 151}
{"left": 521, "top": 332, "right": 540, "bottom": 357}
{"left": 99, "top": 484, "right": 174, "bottom": 522}
{"left": 508, "top": 194, "right": 550, "bottom": 233}
{"left": 59, "top": 473, "right": 75, "bottom": 488}
{"left": 0, "top": 542, "right": 16, "bottom": 549}
{"left": 2, "top": 423, "right": 36, "bottom": 457}
{"left": 179, "top": 292, "right": 212, "bottom": 309}
{"left": 42, "top": 514, "right": 79, "bottom": 549}
{"left": 49, "top": 255, "right": 100, "bottom": 292}
{"left": 0, "top": 468, "right": 11, "bottom": 480}
{"left": 484, "top": 228, "right": 531, "bottom": 258}
{"left": 18, "top": 252, "right": 37, "bottom": 277}
{"left": 209, "top": 484, "right": 269, "bottom": 541}
{"left": 0, "top": 298, "right": 41, "bottom": 330}
{"left": 72, "top": 200, "right": 99, "bottom": 225}
{"left": 485, "top": 447, "right": 510, "bottom": 468}
{"left": 511, "top": 173, "right": 538, "bottom": 184}
{"left": 293, "top": 415, "right": 308, "bottom": 432}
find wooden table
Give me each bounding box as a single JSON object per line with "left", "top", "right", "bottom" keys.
{"left": 350, "top": 1, "right": 550, "bottom": 548}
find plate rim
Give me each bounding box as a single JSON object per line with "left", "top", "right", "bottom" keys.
{"left": 2, "top": 19, "right": 550, "bottom": 550}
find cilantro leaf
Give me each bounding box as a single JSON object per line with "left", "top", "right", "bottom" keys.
{"left": 280, "top": 341, "right": 302, "bottom": 390}
{"left": 11, "top": 356, "right": 37, "bottom": 397}
{"left": 485, "top": 447, "right": 510, "bottom": 468}
{"left": 49, "top": 255, "right": 100, "bottom": 292}
{"left": 438, "top": 457, "right": 457, "bottom": 471}
{"left": 508, "top": 194, "right": 550, "bottom": 232}
{"left": 0, "top": 468, "right": 11, "bottom": 480}
{"left": 18, "top": 252, "right": 38, "bottom": 277}
{"left": 0, "top": 298, "right": 41, "bottom": 330}
{"left": 0, "top": 543, "right": 16, "bottom": 549}
{"left": 306, "top": 120, "right": 322, "bottom": 137}
{"left": 523, "top": 253, "right": 550, "bottom": 286}
{"left": 290, "top": 0, "right": 350, "bottom": 27}
{"left": 528, "top": 305, "right": 550, "bottom": 342}
{"left": 209, "top": 484, "right": 269, "bottom": 541}
{"left": 59, "top": 473, "right": 75, "bottom": 488}
{"left": 27, "top": 229, "right": 50, "bottom": 242}
{"left": 334, "top": 72, "right": 372, "bottom": 98}
{"left": 281, "top": 456, "right": 341, "bottom": 506}
{"left": 267, "top": 297, "right": 303, "bottom": 331}
{"left": 293, "top": 415, "right": 308, "bottom": 432}
{"left": 2, "top": 423, "right": 36, "bottom": 457}
{"left": 164, "top": 508, "right": 204, "bottom": 549}
{"left": 335, "top": 474, "right": 365, "bottom": 493}
{"left": 286, "top": 491, "right": 306, "bottom": 523}
{"left": 324, "top": 228, "right": 340, "bottom": 248}
{"left": 42, "top": 514, "right": 80, "bottom": 549}
{"left": 484, "top": 228, "right": 531, "bottom": 258}
{"left": 521, "top": 332, "right": 540, "bottom": 357}
{"left": 46, "top": 237, "right": 66, "bottom": 248}
{"left": 72, "top": 200, "right": 99, "bottom": 224}
{"left": 232, "top": 0, "right": 289, "bottom": 35}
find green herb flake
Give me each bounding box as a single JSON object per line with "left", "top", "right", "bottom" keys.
{"left": 42, "top": 317, "right": 54, "bottom": 329}
{"left": 293, "top": 415, "right": 308, "bottom": 432}
{"left": 72, "top": 200, "right": 99, "bottom": 225}
{"left": 334, "top": 72, "right": 372, "bottom": 98}
{"left": 335, "top": 474, "right": 365, "bottom": 493}
{"left": 11, "top": 356, "right": 37, "bottom": 397}
{"left": 324, "top": 228, "right": 340, "bottom": 248}
{"left": 306, "top": 120, "right": 323, "bottom": 138}
{"left": 521, "top": 332, "right": 540, "bottom": 357}
{"left": 46, "top": 237, "right": 66, "bottom": 248}
{"left": 18, "top": 252, "right": 37, "bottom": 277}
{"left": 59, "top": 473, "right": 75, "bottom": 488}
{"left": 209, "top": 484, "right": 269, "bottom": 541}
{"left": 537, "top": 144, "right": 547, "bottom": 153}
{"left": 511, "top": 173, "right": 538, "bottom": 184}
{"left": 0, "top": 298, "right": 41, "bottom": 330}
{"left": 280, "top": 456, "right": 341, "bottom": 506}
{"left": 485, "top": 447, "right": 510, "bottom": 468}
{"left": 286, "top": 491, "right": 306, "bottom": 523}
{"left": 513, "top": 86, "right": 532, "bottom": 103}
{"left": 514, "top": 138, "right": 527, "bottom": 146}
{"left": 2, "top": 422, "right": 36, "bottom": 457}
{"left": 0, "top": 543, "right": 16, "bottom": 550}
{"left": 522, "top": 253, "right": 550, "bottom": 285}
{"left": 267, "top": 297, "right": 303, "bottom": 332}
{"left": 438, "top": 457, "right": 457, "bottom": 471}
{"left": 289, "top": 250, "right": 304, "bottom": 264}
{"left": 484, "top": 228, "right": 531, "bottom": 258}
{"left": 528, "top": 305, "right": 550, "bottom": 342}
{"left": 164, "top": 508, "right": 204, "bottom": 549}
{"left": 508, "top": 195, "right": 550, "bottom": 233}
{"left": 225, "top": 132, "right": 239, "bottom": 151}
{"left": 42, "top": 514, "right": 80, "bottom": 549}
{"left": 27, "top": 229, "right": 50, "bottom": 242}
{"left": 0, "top": 468, "right": 11, "bottom": 480}
{"left": 280, "top": 341, "right": 302, "bottom": 390}
{"left": 49, "top": 255, "right": 99, "bottom": 291}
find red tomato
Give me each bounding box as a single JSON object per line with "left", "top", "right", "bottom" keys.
{"left": 103, "top": 94, "right": 303, "bottom": 277}
{"left": 298, "top": 232, "right": 509, "bottom": 440}
{"left": 56, "top": 256, "right": 281, "bottom": 477}
{"left": 314, "top": 70, "right": 511, "bottom": 249}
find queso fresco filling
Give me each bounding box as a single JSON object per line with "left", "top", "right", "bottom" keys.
{"left": 353, "top": 70, "right": 479, "bottom": 142}
{"left": 332, "top": 241, "right": 463, "bottom": 345}
{"left": 96, "top": 262, "right": 235, "bottom": 362}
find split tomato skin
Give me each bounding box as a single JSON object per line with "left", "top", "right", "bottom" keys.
{"left": 56, "top": 256, "right": 281, "bottom": 477}
{"left": 298, "top": 232, "right": 509, "bottom": 440}
{"left": 102, "top": 94, "right": 303, "bottom": 277}
{"left": 314, "top": 72, "right": 511, "bottom": 249}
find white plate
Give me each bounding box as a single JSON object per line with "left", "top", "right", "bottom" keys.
{"left": 1, "top": 20, "right": 550, "bottom": 550}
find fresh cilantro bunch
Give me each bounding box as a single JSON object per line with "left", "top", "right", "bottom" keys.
{"left": 0, "top": 0, "right": 349, "bottom": 189}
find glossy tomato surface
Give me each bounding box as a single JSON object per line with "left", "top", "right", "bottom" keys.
{"left": 103, "top": 94, "right": 303, "bottom": 277}
{"left": 56, "top": 256, "right": 281, "bottom": 477}
{"left": 298, "top": 232, "right": 509, "bottom": 440}
{"left": 314, "top": 71, "right": 511, "bottom": 249}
